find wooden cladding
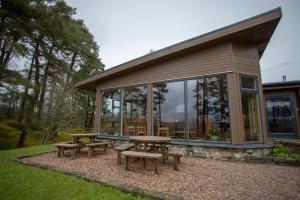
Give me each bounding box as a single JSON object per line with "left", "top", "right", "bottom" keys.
{"left": 97, "top": 43, "right": 233, "bottom": 90}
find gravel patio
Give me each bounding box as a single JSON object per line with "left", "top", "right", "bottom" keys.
{"left": 22, "top": 149, "right": 300, "bottom": 200}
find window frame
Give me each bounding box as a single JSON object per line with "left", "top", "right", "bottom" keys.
{"left": 239, "top": 74, "right": 263, "bottom": 143}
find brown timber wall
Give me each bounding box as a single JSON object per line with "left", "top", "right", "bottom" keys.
{"left": 96, "top": 42, "right": 233, "bottom": 90}
{"left": 231, "top": 43, "right": 268, "bottom": 144}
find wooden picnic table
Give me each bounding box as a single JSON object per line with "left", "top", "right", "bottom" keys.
{"left": 69, "top": 133, "right": 98, "bottom": 144}
{"left": 129, "top": 136, "right": 171, "bottom": 163}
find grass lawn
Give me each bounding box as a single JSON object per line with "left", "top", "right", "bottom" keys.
{"left": 0, "top": 120, "right": 89, "bottom": 150}
{"left": 0, "top": 145, "right": 151, "bottom": 200}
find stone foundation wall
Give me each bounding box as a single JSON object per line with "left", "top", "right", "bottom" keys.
{"left": 187, "top": 146, "right": 272, "bottom": 160}
{"left": 104, "top": 139, "right": 272, "bottom": 160}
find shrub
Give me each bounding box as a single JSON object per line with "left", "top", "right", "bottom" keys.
{"left": 272, "top": 144, "right": 300, "bottom": 159}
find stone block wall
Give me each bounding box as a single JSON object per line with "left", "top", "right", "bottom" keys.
{"left": 104, "top": 139, "right": 272, "bottom": 160}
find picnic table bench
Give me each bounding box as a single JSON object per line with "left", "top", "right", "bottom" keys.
{"left": 168, "top": 147, "right": 185, "bottom": 170}
{"left": 114, "top": 143, "right": 135, "bottom": 164}
{"left": 56, "top": 143, "right": 80, "bottom": 159}
{"left": 86, "top": 141, "right": 110, "bottom": 158}
{"left": 121, "top": 151, "right": 162, "bottom": 174}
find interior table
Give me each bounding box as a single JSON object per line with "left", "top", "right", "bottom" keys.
{"left": 69, "top": 133, "right": 98, "bottom": 143}
{"left": 129, "top": 136, "right": 171, "bottom": 163}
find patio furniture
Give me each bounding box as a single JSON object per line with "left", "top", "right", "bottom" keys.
{"left": 86, "top": 142, "right": 110, "bottom": 158}
{"left": 121, "top": 151, "right": 162, "bottom": 174}
{"left": 155, "top": 118, "right": 169, "bottom": 137}
{"left": 56, "top": 143, "right": 80, "bottom": 159}
{"left": 114, "top": 143, "right": 135, "bottom": 164}
{"left": 136, "top": 118, "right": 146, "bottom": 136}
{"left": 168, "top": 147, "right": 185, "bottom": 170}
{"left": 69, "top": 133, "right": 98, "bottom": 143}
{"left": 129, "top": 136, "right": 171, "bottom": 163}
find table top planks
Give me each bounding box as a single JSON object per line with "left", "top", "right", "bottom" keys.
{"left": 129, "top": 136, "right": 171, "bottom": 143}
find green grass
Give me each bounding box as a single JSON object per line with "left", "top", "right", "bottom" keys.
{"left": 0, "top": 145, "right": 150, "bottom": 200}
{"left": 0, "top": 120, "right": 81, "bottom": 150}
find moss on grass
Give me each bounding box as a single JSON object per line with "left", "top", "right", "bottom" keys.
{"left": 0, "top": 120, "right": 78, "bottom": 150}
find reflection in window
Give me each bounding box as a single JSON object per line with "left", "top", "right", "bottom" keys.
{"left": 100, "top": 89, "right": 121, "bottom": 135}
{"left": 241, "top": 76, "right": 261, "bottom": 142}
{"left": 187, "top": 75, "right": 230, "bottom": 141}
{"left": 153, "top": 81, "right": 185, "bottom": 139}
{"left": 122, "top": 86, "right": 147, "bottom": 136}
{"left": 266, "top": 96, "right": 295, "bottom": 134}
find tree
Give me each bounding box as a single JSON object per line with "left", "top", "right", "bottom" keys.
{"left": 0, "top": 0, "right": 104, "bottom": 147}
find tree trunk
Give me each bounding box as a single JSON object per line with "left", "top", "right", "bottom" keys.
{"left": 32, "top": 47, "right": 41, "bottom": 113}
{"left": 18, "top": 38, "right": 42, "bottom": 146}
{"left": 18, "top": 42, "right": 38, "bottom": 122}
{"left": 37, "top": 45, "right": 54, "bottom": 119}
{"left": 17, "top": 105, "right": 33, "bottom": 147}
{"left": 66, "top": 51, "right": 77, "bottom": 83}
{"left": 18, "top": 126, "right": 29, "bottom": 147}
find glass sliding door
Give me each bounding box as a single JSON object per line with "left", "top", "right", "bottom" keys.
{"left": 122, "top": 85, "right": 147, "bottom": 136}
{"left": 240, "top": 76, "right": 262, "bottom": 142}
{"left": 265, "top": 95, "right": 298, "bottom": 138}
{"left": 187, "top": 75, "right": 230, "bottom": 141}
{"left": 153, "top": 81, "right": 185, "bottom": 139}
{"left": 100, "top": 89, "right": 121, "bottom": 135}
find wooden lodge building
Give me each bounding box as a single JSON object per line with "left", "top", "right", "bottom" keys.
{"left": 76, "top": 8, "right": 284, "bottom": 156}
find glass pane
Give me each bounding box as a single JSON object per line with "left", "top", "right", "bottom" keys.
{"left": 242, "top": 92, "right": 261, "bottom": 141}
{"left": 122, "top": 85, "right": 147, "bottom": 136}
{"left": 266, "top": 96, "right": 294, "bottom": 133}
{"left": 153, "top": 81, "right": 185, "bottom": 139}
{"left": 187, "top": 75, "right": 230, "bottom": 141}
{"left": 100, "top": 89, "right": 121, "bottom": 135}
{"left": 241, "top": 77, "right": 256, "bottom": 89}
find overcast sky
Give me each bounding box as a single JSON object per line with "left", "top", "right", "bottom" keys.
{"left": 65, "top": 0, "right": 300, "bottom": 83}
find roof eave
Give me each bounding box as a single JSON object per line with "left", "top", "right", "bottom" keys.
{"left": 76, "top": 7, "right": 282, "bottom": 91}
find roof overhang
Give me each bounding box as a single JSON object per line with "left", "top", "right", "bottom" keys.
{"left": 76, "top": 7, "right": 282, "bottom": 91}
{"left": 263, "top": 80, "right": 300, "bottom": 91}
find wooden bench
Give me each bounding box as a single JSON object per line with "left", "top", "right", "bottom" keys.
{"left": 86, "top": 142, "right": 110, "bottom": 158}
{"left": 121, "top": 151, "right": 162, "bottom": 174}
{"left": 56, "top": 143, "right": 80, "bottom": 159}
{"left": 168, "top": 147, "right": 185, "bottom": 170}
{"left": 114, "top": 143, "right": 135, "bottom": 165}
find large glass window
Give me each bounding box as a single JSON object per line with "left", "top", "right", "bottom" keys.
{"left": 122, "top": 85, "right": 147, "bottom": 136}
{"left": 265, "top": 95, "right": 297, "bottom": 138}
{"left": 153, "top": 81, "right": 185, "bottom": 139}
{"left": 241, "top": 76, "right": 262, "bottom": 142}
{"left": 187, "top": 75, "right": 230, "bottom": 141}
{"left": 100, "top": 89, "right": 121, "bottom": 135}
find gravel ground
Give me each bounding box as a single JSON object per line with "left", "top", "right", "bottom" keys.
{"left": 23, "top": 149, "right": 300, "bottom": 200}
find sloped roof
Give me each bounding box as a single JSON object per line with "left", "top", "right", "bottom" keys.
{"left": 76, "top": 7, "right": 282, "bottom": 91}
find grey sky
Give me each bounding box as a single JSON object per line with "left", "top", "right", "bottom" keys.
{"left": 65, "top": 0, "right": 300, "bottom": 83}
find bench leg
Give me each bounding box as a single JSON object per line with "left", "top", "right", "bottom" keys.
{"left": 142, "top": 158, "right": 146, "bottom": 169}
{"left": 125, "top": 156, "right": 128, "bottom": 171}
{"left": 154, "top": 159, "right": 159, "bottom": 174}
{"left": 117, "top": 152, "right": 121, "bottom": 165}
{"left": 71, "top": 148, "right": 76, "bottom": 159}
{"left": 57, "top": 147, "right": 61, "bottom": 157}
{"left": 88, "top": 147, "right": 93, "bottom": 158}
{"left": 178, "top": 156, "right": 180, "bottom": 164}
{"left": 173, "top": 156, "right": 178, "bottom": 170}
